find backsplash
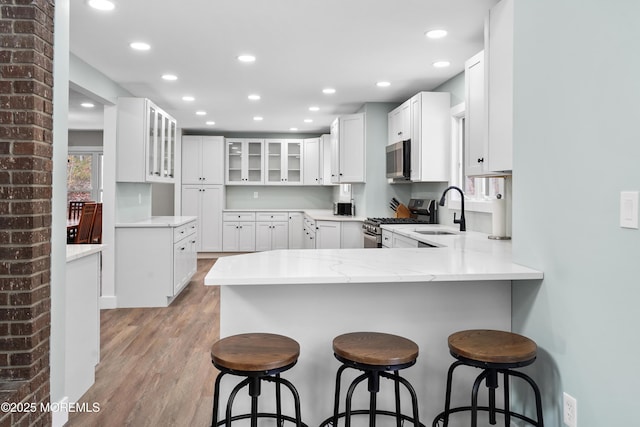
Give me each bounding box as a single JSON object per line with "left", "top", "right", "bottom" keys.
{"left": 226, "top": 186, "right": 333, "bottom": 209}
{"left": 116, "top": 182, "right": 152, "bottom": 222}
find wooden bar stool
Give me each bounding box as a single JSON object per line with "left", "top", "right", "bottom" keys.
{"left": 210, "top": 333, "right": 307, "bottom": 427}
{"left": 432, "top": 329, "right": 544, "bottom": 427}
{"left": 320, "top": 332, "right": 424, "bottom": 427}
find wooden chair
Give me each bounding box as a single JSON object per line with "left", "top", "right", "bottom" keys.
{"left": 90, "top": 203, "right": 103, "bottom": 244}
{"left": 68, "top": 201, "right": 85, "bottom": 221}
{"left": 74, "top": 202, "right": 97, "bottom": 244}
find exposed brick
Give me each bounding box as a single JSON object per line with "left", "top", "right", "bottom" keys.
{"left": 0, "top": 34, "right": 34, "bottom": 49}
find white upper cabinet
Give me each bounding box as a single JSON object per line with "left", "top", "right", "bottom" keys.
{"left": 466, "top": 0, "right": 514, "bottom": 177}
{"left": 225, "top": 138, "right": 264, "bottom": 185}
{"left": 265, "top": 139, "right": 303, "bottom": 185}
{"left": 409, "top": 92, "right": 451, "bottom": 182}
{"left": 182, "top": 135, "right": 224, "bottom": 185}
{"left": 464, "top": 50, "right": 489, "bottom": 176}
{"left": 116, "top": 97, "right": 177, "bottom": 183}
{"left": 330, "top": 113, "right": 365, "bottom": 183}
{"left": 303, "top": 135, "right": 332, "bottom": 186}
{"left": 486, "top": 0, "right": 514, "bottom": 173}
{"left": 388, "top": 100, "right": 411, "bottom": 145}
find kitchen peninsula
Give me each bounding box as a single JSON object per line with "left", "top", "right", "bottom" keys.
{"left": 204, "top": 226, "right": 543, "bottom": 424}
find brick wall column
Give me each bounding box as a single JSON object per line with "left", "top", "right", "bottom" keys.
{"left": 0, "top": 0, "right": 54, "bottom": 425}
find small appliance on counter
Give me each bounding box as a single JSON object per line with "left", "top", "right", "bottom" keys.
{"left": 362, "top": 198, "right": 438, "bottom": 248}
{"left": 334, "top": 202, "right": 355, "bottom": 216}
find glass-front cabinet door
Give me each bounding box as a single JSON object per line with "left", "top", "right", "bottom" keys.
{"left": 285, "top": 140, "right": 302, "bottom": 184}
{"left": 225, "top": 139, "right": 264, "bottom": 185}
{"left": 147, "top": 105, "right": 159, "bottom": 180}
{"left": 226, "top": 140, "right": 244, "bottom": 184}
{"left": 266, "top": 140, "right": 283, "bottom": 184}
{"left": 146, "top": 101, "right": 176, "bottom": 183}
{"left": 245, "top": 140, "right": 264, "bottom": 183}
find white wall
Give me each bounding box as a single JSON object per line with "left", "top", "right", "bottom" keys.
{"left": 512, "top": 1, "right": 640, "bottom": 425}
{"left": 357, "top": 102, "right": 412, "bottom": 218}
{"left": 51, "top": 0, "right": 70, "bottom": 408}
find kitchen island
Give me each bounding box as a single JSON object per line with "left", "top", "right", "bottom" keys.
{"left": 204, "top": 226, "right": 543, "bottom": 425}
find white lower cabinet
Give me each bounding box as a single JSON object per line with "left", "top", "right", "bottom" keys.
{"left": 392, "top": 232, "right": 418, "bottom": 248}
{"left": 116, "top": 220, "right": 197, "bottom": 308}
{"left": 341, "top": 221, "right": 364, "bottom": 249}
{"left": 316, "top": 221, "right": 341, "bottom": 249}
{"left": 288, "top": 212, "right": 304, "bottom": 249}
{"left": 223, "top": 212, "right": 256, "bottom": 252}
{"left": 382, "top": 230, "right": 393, "bottom": 248}
{"left": 181, "top": 184, "right": 223, "bottom": 252}
{"left": 255, "top": 212, "right": 289, "bottom": 251}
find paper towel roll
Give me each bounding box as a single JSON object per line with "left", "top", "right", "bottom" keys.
{"left": 492, "top": 195, "right": 507, "bottom": 238}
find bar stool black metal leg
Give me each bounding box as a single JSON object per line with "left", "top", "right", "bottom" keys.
{"left": 212, "top": 371, "right": 227, "bottom": 427}
{"left": 440, "top": 360, "right": 464, "bottom": 427}
{"left": 270, "top": 375, "right": 305, "bottom": 427}
{"left": 503, "top": 371, "right": 510, "bottom": 427}
{"left": 345, "top": 373, "right": 368, "bottom": 427}
{"left": 506, "top": 370, "right": 544, "bottom": 427}
{"left": 394, "top": 371, "right": 402, "bottom": 427}
{"left": 471, "top": 370, "right": 489, "bottom": 427}
{"left": 332, "top": 365, "right": 348, "bottom": 426}
{"left": 275, "top": 373, "right": 283, "bottom": 427}
{"left": 225, "top": 377, "right": 252, "bottom": 427}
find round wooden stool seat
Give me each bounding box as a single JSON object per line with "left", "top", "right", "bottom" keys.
{"left": 211, "top": 333, "right": 300, "bottom": 373}
{"left": 333, "top": 332, "right": 419, "bottom": 367}
{"left": 448, "top": 329, "right": 537, "bottom": 365}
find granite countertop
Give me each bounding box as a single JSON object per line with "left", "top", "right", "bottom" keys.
{"left": 115, "top": 216, "right": 197, "bottom": 228}
{"left": 66, "top": 244, "right": 104, "bottom": 262}
{"left": 205, "top": 225, "right": 543, "bottom": 286}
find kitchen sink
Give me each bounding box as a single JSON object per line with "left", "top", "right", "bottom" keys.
{"left": 414, "top": 230, "right": 456, "bottom": 235}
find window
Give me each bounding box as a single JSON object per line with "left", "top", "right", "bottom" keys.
{"left": 67, "top": 147, "right": 103, "bottom": 203}
{"left": 448, "top": 104, "right": 504, "bottom": 213}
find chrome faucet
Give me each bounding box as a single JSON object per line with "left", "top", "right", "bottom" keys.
{"left": 439, "top": 186, "right": 466, "bottom": 232}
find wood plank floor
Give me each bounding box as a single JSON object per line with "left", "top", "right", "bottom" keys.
{"left": 67, "top": 259, "right": 220, "bottom": 427}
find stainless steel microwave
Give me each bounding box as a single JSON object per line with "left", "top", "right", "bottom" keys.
{"left": 386, "top": 140, "right": 411, "bottom": 179}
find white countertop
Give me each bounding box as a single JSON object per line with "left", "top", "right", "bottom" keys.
{"left": 66, "top": 244, "right": 104, "bottom": 262}
{"left": 205, "top": 225, "right": 543, "bottom": 286}
{"left": 223, "top": 208, "right": 366, "bottom": 222}
{"left": 115, "top": 216, "right": 197, "bottom": 228}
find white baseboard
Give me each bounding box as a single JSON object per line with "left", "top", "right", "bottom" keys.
{"left": 51, "top": 396, "right": 69, "bottom": 427}
{"left": 99, "top": 295, "right": 117, "bottom": 309}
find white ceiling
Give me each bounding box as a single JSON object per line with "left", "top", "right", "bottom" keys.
{"left": 68, "top": 0, "right": 498, "bottom": 133}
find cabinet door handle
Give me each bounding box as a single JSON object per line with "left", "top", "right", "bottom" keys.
{"left": 477, "top": 157, "right": 484, "bottom": 163}
{"left": 398, "top": 132, "right": 402, "bottom": 136}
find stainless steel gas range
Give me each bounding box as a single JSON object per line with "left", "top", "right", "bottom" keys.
{"left": 362, "top": 198, "right": 438, "bottom": 248}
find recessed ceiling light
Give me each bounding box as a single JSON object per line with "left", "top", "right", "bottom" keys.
{"left": 248, "top": 94, "right": 261, "bottom": 101}
{"left": 206, "top": 121, "right": 216, "bottom": 126}
{"left": 196, "top": 111, "right": 207, "bottom": 116}
{"left": 304, "top": 119, "right": 313, "bottom": 123}
{"left": 162, "top": 74, "right": 178, "bottom": 81}
{"left": 376, "top": 81, "right": 391, "bottom": 87}
{"left": 182, "top": 96, "right": 195, "bottom": 102}
{"left": 289, "top": 127, "right": 298, "bottom": 131}
{"left": 323, "top": 88, "right": 336, "bottom": 94}
{"left": 253, "top": 116, "right": 263, "bottom": 121}
{"left": 425, "top": 29, "right": 448, "bottom": 39}
{"left": 81, "top": 102, "right": 95, "bottom": 108}
{"left": 87, "top": 0, "right": 114, "bottom": 11}
{"left": 433, "top": 60, "right": 451, "bottom": 68}
{"left": 238, "top": 55, "right": 256, "bottom": 63}
{"left": 309, "top": 106, "right": 319, "bottom": 112}
{"left": 129, "top": 42, "right": 150, "bottom": 51}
